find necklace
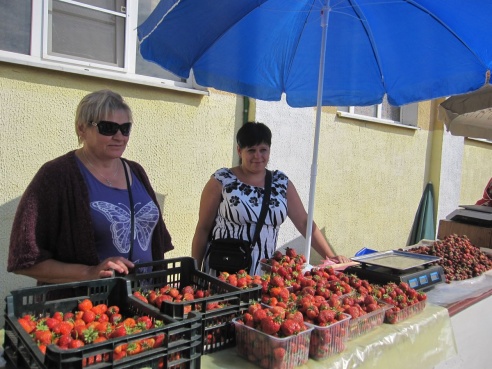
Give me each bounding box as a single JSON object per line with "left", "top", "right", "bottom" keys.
{"left": 82, "top": 150, "right": 120, "bottom": 187}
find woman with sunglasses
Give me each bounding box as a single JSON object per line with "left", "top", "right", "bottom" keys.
{"left": 7, "top": 90, "right": 173, "bottom": 284}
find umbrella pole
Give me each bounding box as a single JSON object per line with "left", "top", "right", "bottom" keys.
{"left": 305, "top": 1, "right": 330, "bottom": 265}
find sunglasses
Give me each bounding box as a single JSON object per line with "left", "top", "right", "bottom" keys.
{"left": 91, "top": 121, "right": 132, "bottom": 136}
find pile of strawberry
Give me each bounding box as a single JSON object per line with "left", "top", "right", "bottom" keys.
{"left": 260, "top": 247, "right": 307, "bottom": 291}
{"left": 17, "top": 298, "right": 165, "bottom": 362}
{"left": 239, "top": 303, "right": 309, "bottom": 337}
{"left": 133, "top": 284, "right": 210, "bottom": 311}
{"left": 217, "top": 269, "right": 263, "bottom": 289}
{"left": 235, "top": 303, "right": 311, "bottom": 369}
{"left": 404, "top": 234, "right": 492, "bottom": 282}
{"left": 375, "top": 282, "right": 427, "bottom": 324}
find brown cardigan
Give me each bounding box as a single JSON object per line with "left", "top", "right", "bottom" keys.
{"left": 7, "top": 150, "right": 173, "bottom": 272}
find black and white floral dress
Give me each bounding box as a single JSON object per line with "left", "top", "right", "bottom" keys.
{"left": 204, "top": 168, "right": 289, "bottom": 275}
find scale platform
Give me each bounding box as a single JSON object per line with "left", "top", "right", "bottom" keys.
{"left": 446, "top": 205, "right": 492, "bottom": 227}
{"left": 347, "top": 250, "right": 445, "bottom": 291}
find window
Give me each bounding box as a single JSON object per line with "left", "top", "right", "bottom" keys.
{"left": 338, "top": 96, "right": 418, "bottom": 128}
{"left": 0, "top": 0, "right": 202, "bottom": 92}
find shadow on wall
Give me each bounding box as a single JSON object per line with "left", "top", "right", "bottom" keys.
{"left": 0, "top": 196, "right": 37, "bottom": 329}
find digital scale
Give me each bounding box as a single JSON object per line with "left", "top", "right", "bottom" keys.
{"left": 446, "top": 204, "right": 492, "bottom": 227}
{"left": 345, "top": 250, "right": 445, "bottom": 291}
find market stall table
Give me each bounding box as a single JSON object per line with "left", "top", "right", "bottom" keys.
{"left": 201, "top": 303, "right": 455, "bottom": 369}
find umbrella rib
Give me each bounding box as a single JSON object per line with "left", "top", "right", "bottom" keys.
{"left": 139, "top": 0, "right": 182, "bottom": 44}
{"left": 406, "top": 0, "right": 488, "bottom": 72}
{"left": 347, "top": 0, "right": 387, "bottom": 90}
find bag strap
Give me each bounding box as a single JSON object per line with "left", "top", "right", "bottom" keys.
{"left": 122, "top": 159, "right": 135, "bottom": 261}
{"left": 251, "top": 170, "right": 272, "bottom": 249}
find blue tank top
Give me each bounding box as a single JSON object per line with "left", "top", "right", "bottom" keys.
{"left": 76, "top": 158, "right": 158, "bottom": 265}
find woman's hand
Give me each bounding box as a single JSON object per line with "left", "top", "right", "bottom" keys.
{"left": 329, "top": 255, "right": 352, "bottom": 264}
{"left": 94, "top": 257, "right": 135, "bottom": 278}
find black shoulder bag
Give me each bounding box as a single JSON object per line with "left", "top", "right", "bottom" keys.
{"left": 207, "top": 170, "right": 272, "bottom": 274}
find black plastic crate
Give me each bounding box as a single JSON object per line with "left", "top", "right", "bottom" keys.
{"left": 125, "top": 258, "right": 262, "bottom": 354}
{"left": 3, "top": 277, "right": 202, "bottom": 369}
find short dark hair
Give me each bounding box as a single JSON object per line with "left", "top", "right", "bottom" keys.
{"left": 236, "top": 122, "right": 272, "bottom": 148}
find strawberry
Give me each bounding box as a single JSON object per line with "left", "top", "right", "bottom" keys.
{"left": 95, "top": 322, "right": 114, "bottom": 338}
{"left": 273, "top": 347, "right": 286, "bottom": 360}
{"left": 110, "top": 325, "right": 128, "bottom": 338}
{"left": 18, "top": 317, "right": 35, "bottom": 334}
{"left": 153, "top": 333, "right": 166, "bottom": 348}
{"left": 364, "top": 294, "right": 376, "bottom": 306}
{"left": 286, "top": 310, "right": 304, "bottom": 324}
{"left": 133, "top": 291, "right": 148, "bottom": 304}
{"left": 56, "top": 334, "right": 73, "bottom": 348}
{"left": 122, "top": 317, "right": 137, "bottom": 328}
{"left": 109, "top": 313, "right": 123, "bottom": 324}
{"left": 260, "top": 316, "right": 281, "bottom": 335}
{"left": 113, "top": 344, "right": 127, "bottom": 360}
{"left": 280, "top": 318, "right": 301, "bottom": 336}
{"left": 181, "top": 285, "right": 195, "bottom": 295}
{"left": 306, "top": 305, "right": 319, "bottom": 320}
{"left": 248, "top": 302, "right": 262, "bottom": 315}
{"left": 272, "top": 250, "right": 284, "bottom": 261}
{"left": 194, "top": 289, "right": 205, "bottom": 298}
{"left": 285, "top": 247, "right": 297, "bottom": 258}
{"left": 38, "top": 344, "right": 47, "bottom": 355}
{"left": 34, "top": 330, "right": 53, "bottom": 345}
{"left": 252, "top": 308, "right": 268, "bottom": 323}
{"left": 93, "top": 336, "right": 107, "bottom": 344}
{"left": 168, "top": 288, "right": 180, "bottom": 298}
{"left": 270, "top": 275, "right": 285, "bottom": 288}
{"left": 126, "top": 342, "right": 142, "bottom": 356}
{"left": 346, "top": 306, "right": 360, "bottom": 319}
{"left": 52, "top": 321, "right": 74, "bottom": 336}
{"left": 78, "top": 299, "right": 93, "bottom": 312}
{"left": 137, "top": 316, "right": 153, "bottom": 330}
{"left": 107, "top": 305, "right": 120, "bottom": 316}
{"left": 141, "top": 338, "right": 156, "bottom": 351}
{"left": 317, "top": 309, "right": 336, "bottom": 325}
{"left": 243, "top": 312, "right": 254, "bottom": 327}
{"left": 82, "top": 310, "right": 96, "bottom": 324}
{"left": 52, "top": 311, "right": 64, "bottom": 322}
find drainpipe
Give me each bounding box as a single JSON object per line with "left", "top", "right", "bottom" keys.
{"left": 243, "top": 96, "right": 250, "bottom": 124}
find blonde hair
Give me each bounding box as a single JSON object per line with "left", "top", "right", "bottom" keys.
{"left": 75, "top": 90, "right": 133, "bottom": 145}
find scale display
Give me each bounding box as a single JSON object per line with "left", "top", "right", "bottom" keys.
{"left": 347, "top": 250, "right": 445, "bottom": 291}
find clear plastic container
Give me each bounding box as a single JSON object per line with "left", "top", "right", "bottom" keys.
{"left": 232, "top": 318, "right": 313, "bottom": 369}
{"left": 384, "top": 300, "right": 426, "bottom": 324}
{"left": 348, "top": 302, "right": 393, "bottom": 340}
{"left": 305, "top": 313, "right": 351, "bottom": 360}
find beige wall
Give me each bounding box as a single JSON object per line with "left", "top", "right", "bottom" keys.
{"left": 257, "top": 99, "right": 434, "bottom": 259}
{"left": 1, "top": 61, "right": 490, "bottom": 328}
{"left": 461, "top": 139, "right": 492, "bottom": 204}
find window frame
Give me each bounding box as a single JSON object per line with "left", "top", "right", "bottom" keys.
{"left": 0, "top": 0, "right": 207, "bottom": 96}
{"left": 337, "top": 102, "right": 419, "bottom": 130}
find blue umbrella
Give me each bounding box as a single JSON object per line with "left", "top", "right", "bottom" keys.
{"left": 138, "top": 0, "right": 492, "bottom": 262}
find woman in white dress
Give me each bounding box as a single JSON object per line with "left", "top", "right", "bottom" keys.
{"left": 191, "top": 122, "right": 349, "bottom": 275}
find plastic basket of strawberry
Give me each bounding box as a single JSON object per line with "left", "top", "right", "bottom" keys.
{"left": 305, "top": 312, "right": 351, "bottom": 360}
{"left": 123, "top": 257, "right": 262, "bottom": 354}
{"left": 233, "top": 304, "right": 313, "bottom": 369}
{"left": 3, "top": 277, "right": 203, "bottom": 369}
{"left": 379, "top": 282, "right": 428, "bottom": 324}
{"left": 339, "top": 294, "right": 393, "bottom": 340}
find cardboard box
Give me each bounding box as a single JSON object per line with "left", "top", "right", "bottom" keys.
{"left": 437, "top": 219, "right": 492, "bottom": 248}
